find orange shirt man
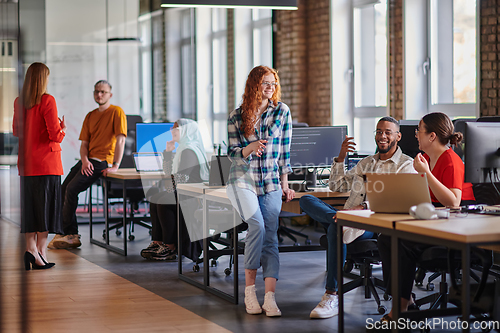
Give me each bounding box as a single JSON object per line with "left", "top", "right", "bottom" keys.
{"left": 49, "top": 80, "right": 127, "bottom": 249}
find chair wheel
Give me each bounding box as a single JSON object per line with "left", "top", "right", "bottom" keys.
{"left": 305, "top": 239, "right": 312, "bottom": 245}
{"left": 378, "top": 305, "right": 387, "bottom": 315}
{"left": 224, "top": 268, "right": 231, "bottom": 276}
{"left": 211, "top": 259, "right": 218, "bottom": 267}
{"left": 102, "top": 231, "right": 107, "bottom": 239}
{"left": 383, "top": 293, "right": 392, "bottom": 301}
{"left": 149, "top": 230, "right": 152, "bottom": 235}
{"left": 343, "top": 260, "right": 354, "bottom": 274}
{"left": 193, "top": 265, "right": 200, "bottom": 272}
{"left": 293, "top": 242, "right": 300, "bottom": 246}
{"left": 426, "top": 283, "right": 434, "bottom": 291}
{"left": 415, "top": 281, "right": 423, "bottom": 287}
{"left": 128, "top": 234, "right": 135, "bottom": 241}
{"left": 116, "top": 229, "right": 122, "bottom": 236}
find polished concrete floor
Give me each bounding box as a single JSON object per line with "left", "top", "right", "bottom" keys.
{"left": 50, "top": 217, "right": 490, "bottom": 333}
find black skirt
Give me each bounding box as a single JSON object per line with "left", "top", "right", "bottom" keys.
{"left": 21, "top": 175, "right": 63, "bottom": 234}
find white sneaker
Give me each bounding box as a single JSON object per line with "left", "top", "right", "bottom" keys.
{"left": 244, "top": 285, "right": 262, "bottom": 315}
{"left": 47, "top": 234, "right": 64, "bottom": 249}
{"left": 310, "top": 293, "right": 339, "bottom": 319}
{"left": 262, "top": 291, "right": 281, "bottom": 317}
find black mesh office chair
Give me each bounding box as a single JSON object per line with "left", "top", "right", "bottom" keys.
{"left": 320, "top": 234, "right": 387, "bottom": 314}
{"left": 104, "top": 115, "right": 151, "bottom": 241}
{"left": 277, "top": 211, "right": 311, "bottom": 246}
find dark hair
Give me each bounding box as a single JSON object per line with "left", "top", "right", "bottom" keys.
{"left": 95, "top": 80, "right": 112, "bottom": 90}
{"left": 378, "top": 116, "right": 399, "bottom": 129}
{"left": 421, "top": 112, "right": 463, "bottom": 146}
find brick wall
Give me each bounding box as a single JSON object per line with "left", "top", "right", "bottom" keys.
{"left": 388, "top": 0, "right": 404, "bottom": 120}
{"left": 274, "top": 0, "right": 331, "bottom": 126}
{"left": 480, "top": 0, "right": 500, "bottom": 116}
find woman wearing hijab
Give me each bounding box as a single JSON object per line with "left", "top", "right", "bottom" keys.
{"left": 13, "top": 62, "right": 66, "bottom": 270}
{"left": 140, "top": 119, "right": 209, "bottom": 260}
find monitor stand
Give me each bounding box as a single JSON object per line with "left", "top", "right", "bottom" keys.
{"left": 305, "top": 168, "right": 317, "bottom": 190}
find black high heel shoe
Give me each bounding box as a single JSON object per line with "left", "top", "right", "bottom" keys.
{"left": 38, "top": 252, "right": 55, "bottom": 266}
{"left": 24, "top": 252, "right": 55, "bottom": 271}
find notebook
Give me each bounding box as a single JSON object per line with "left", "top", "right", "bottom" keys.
{"left": 133, "top": 152, "right": 164, "bottom": 172}
{"left": 363, "top": 173, "right": 431, "bottom": 213}
{"left": 205, "top": 155, "right": 232, "bottom": 186}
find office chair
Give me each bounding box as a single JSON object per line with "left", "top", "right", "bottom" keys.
{"left": 277, "top": 211, "right": 311, "bottom": 246}
{"left": 192, "top": 205, "right": 246, "bottom": 275}
{"left": 104, "top": 115, "right": 151, "bottom": 241}
{"left": 320, "top": 234, "right": 387, "bottom": 314}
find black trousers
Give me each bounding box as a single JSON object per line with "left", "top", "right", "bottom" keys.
{"left": 61, "top": 160, "right": 107, "bottom": 235}
{"left": 150, "top": 202, "right": 181, "bottom": 245}
{"left": 378, "top": 235, "right": 434, "bottom": 300}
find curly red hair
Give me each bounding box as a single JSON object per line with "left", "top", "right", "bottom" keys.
{"left": 240, "top": 66, "right": 281, "bottom": 137}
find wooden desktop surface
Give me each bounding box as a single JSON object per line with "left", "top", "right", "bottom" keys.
{"left": 397, "top": 215, "right": 500, "bottom": 243}
{"left": 104, "top": 168, "right": 165, "bottom": 180}
{"left": 336, "top": 210, "right": 413, "bottom": 229}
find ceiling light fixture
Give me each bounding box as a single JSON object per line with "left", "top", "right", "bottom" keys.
{"left": 161, "top": 0, "right": 297, "bottom": 10}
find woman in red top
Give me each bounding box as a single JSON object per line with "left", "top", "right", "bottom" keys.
{"left": 13, "top": 62, "right": 66, "bottom": 270}
{"left": 374, "top": 112, "right": 475, "bottom": 329}
{"left": 414, "top": 112, "right": 475, "bottom": 206}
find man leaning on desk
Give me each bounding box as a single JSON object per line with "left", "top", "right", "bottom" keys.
{"left": 48, "top": 80, "right": 127, "bottom": 249}
{"left": 299, "top": 116, "right": 415, "bottom": 319}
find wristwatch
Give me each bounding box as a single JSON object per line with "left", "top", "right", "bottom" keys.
{"left": 361, "top": 201, "right": 369, "bottom": 210}
{"left": 112, "top": 162, "right": 119, "bottom": 167}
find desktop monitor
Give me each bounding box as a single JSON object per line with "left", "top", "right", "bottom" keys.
{"left": 136, "top": 122, "right": 177, "bottom": 153}
{"left": 289, "top": 126, "right": 348, "bottom": 186}
{"left": 464, "top": 122, "right": 500, "bottom": 183}
{"left": 398, "top": 120, "right": 422, "bottom": 159}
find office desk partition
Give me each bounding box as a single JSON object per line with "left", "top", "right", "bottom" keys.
{"left": 336, "top": 211, "right": 500, "bottom": 333}
{"left": 89, "top": 168, "right": 164, "bottom": 256}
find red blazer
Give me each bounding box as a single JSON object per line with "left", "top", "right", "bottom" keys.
{"left": 13, "top": 94, "right": 65, "bottom": 176}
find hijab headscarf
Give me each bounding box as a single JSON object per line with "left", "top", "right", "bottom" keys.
{"left": 172, "top": 118, "right": 209, "bottom": 181}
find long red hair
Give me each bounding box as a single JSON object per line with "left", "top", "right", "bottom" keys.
{"left": 21, "top": 62, "right": 50, "bottom": 110}
{"left": 240, "top": 66, "right": 281, "bottom": 137}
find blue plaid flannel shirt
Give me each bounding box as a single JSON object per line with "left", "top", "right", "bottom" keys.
{"left": 227, "top": 101, "right": 293, "bottom": 196}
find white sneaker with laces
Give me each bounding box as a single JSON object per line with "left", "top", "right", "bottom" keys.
{"left": 262, "top": 291, "right": 281, "bottom": 317}
{"left": 310, "top": 293, "right": 338, "bottom": 319}
{"left": 244, "top": 285, "right": 262, "bottom": 315}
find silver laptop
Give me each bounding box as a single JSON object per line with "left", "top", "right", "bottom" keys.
{"left": 133, "top": 152, "right": 163, "bottom": 172}
{"left": 363, "top": 173, "right": 431, "bottom": 213}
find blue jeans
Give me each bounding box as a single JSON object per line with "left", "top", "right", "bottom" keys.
{"left": 299, "top": 195, "right": 374, "bottom": 291}
{"left": 227, "top": 186, "right": 282, "bottom": 280}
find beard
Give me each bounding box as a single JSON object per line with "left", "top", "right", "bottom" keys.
{"left": 377, "top": 139, "right": 397, "bottom": 154}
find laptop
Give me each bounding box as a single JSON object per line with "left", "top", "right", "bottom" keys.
{"left": 363, "top": 173, "right": 431, "bottom": 213}
{"left": 205, "top": 155, "right": 232, "bottom": 186}
{"left": 133, "top": 152, "right": 164, "bottom": 172}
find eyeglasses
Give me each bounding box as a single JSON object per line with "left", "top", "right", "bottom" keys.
{"left": 94, "top": 90, "right": 110, "bottom": 95}
{"left": 262, "top": 81, "right": 278, "bottom": 88}
{"left": 414, "top": 127, "right": 427, "bottom": 135}
{"left": 374, "top": 130, "right": 399, "bottom": 136}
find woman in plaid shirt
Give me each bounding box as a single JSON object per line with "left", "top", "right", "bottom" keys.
{"left": 226, "top": 66, "right": 295, "bottom": 317}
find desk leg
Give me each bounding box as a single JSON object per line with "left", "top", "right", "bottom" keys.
{"left": 122, "top": 181, "right": 127, "bottom": 256}
{"left": 89, "top": 182, "right": 93, "bottom": 240}
{"left": 461, "top": 246, "right": 471, "bottom": 333}
{"left": 391, "top": 235, "right": 400, "bottom": 333}
{"left": 105, "top": 181, "right": 109, "bottom": 245}
{"left": 177, "top": 197, "right": 182, "bottom": 275}
{"left": 203, "top": 193, "right": 209, "bottom": 287}
{"left": 337, "top": 219, "right": 344, "bottom": 333}
{"left": 233, "top": 210, "right": 239, "bottom": 305}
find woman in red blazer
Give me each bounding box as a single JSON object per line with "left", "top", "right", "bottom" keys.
{"left": 13, "top": 62, "right": 66, "bottom": 270}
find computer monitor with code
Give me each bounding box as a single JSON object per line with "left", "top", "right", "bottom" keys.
{"left": 289, "top": 126, "right": 348, "bottom": 188}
